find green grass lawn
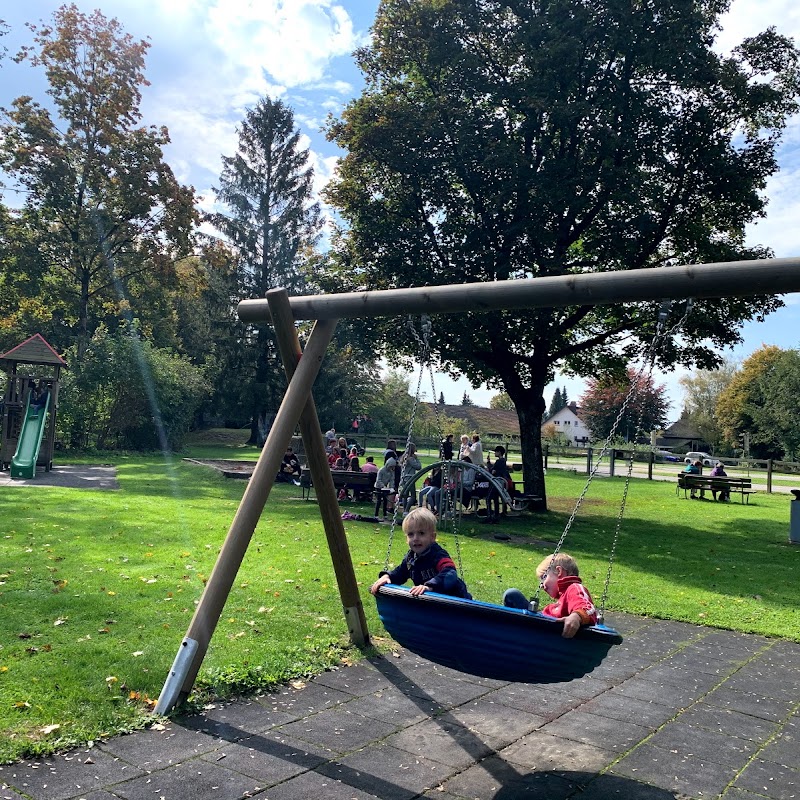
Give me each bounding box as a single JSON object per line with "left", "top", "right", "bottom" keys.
{"left": 1, "top": 436, "right": 798, "bottom": 764}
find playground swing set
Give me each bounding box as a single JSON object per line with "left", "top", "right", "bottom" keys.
{"left": 155, "top": 257, "right": 800, "bottom": 715}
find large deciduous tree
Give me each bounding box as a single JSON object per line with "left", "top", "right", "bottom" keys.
{"left": 678, "top": 361, "right": 738, "bottom": 453}
{"left": 324, "top": 0, "right": 799, "bottom": 509}
{"left": 579, "top": 369, "right": 668, "bottom": 442}
{"left": 714, "top": 345, "right": 800, "bottom": 459}
{"left": 212, "top": 97, "right": 321, "bottom": 444}
{"left": 0, "top": 4, "right": 197, "bottom": 361}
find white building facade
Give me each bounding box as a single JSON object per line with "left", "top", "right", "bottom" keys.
{"left": 543, "top": 402, "right": 592, "bottom": 446}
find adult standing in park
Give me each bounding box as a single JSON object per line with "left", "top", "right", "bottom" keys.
{"left": 469, "top": 434, "right": 483, "bottom": 469}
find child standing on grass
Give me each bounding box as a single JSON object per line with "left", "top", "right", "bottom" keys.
{"left": 502, "top": 552, "right": 597, "bottom": 638}
{"left": 370, "top": 508, "right": 472, "bottom": 598}
{"left": 375, "top": 455, "right": 397, "bottom": 518}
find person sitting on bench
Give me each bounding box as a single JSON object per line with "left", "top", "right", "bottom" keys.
{"left": 710, "top": 461, "right": 729, "bottom": 502}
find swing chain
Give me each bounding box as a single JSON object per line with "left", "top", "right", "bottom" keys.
{"left": 596, "top": 298, "right": 695, "bottom": 616}
{"left": 533, "top": 298, "right": 692, "bottom": 611}
{"left": 383, "top": 316, "right": 433, "bottom": 572}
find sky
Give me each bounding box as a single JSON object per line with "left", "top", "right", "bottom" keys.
{"left": 1, "top": 0, "right": 799, "bottom": 421}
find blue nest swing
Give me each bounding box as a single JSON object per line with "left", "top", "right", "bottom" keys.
{"left": 375, "top": 584, "right": 623, "bottom": 683}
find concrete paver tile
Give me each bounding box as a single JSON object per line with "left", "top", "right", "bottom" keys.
{"left": 645, "top": 720, "right": 761, "bottom": 768}
{"left": 547, "top": 675, "right": 614, "bottom": 700}
{"left": 697, "top": 630, "right": 771, "bottom": 654}
{"left": 676, "top": 704, "right": 780, "bottom": 743}
{"left": 732, "top": 757, "right": 800, "bottom": 800}
{"left": 258, "top": 769, "right": 382, "bottom": 799}
{"left": 719, "top": 669, "right": 800, "bottom": 703}
{"left": 276, "top": 706, "right": 399, "bottom": 753}
{"left": 540, "top": 708, "right": 652, "bottom": 752}
{"left": 488, "top": 683, "right": 582, "bottom": 720}
{"left": 399, "top": 673, "right": 493, "bottom": 707}
{"left": 177, "top": 697, "right": 298, "bottom": 738}
{"left": 444, "top": 698, "right": 546, "bottom": 745}
{"left": 0, "top": 749, "right": 144, "bottom": 800}
{"left": 578, "top": 692, "right": 678, "bottom": 729}
{"left": 703, "top": 686, "right": 797, "bottom": 722}
{"left": 198, "top": 730, "right": 331, "bottom": 785}
{"left": 110, "top": 760, "right": 263, "bottom": 800}
{"left": 441, "top": 755, "right": 578, "bottom": 799}
{"left": 611, "top": 741, "right": 739, "bottom": 797}
{"left": 557, "top": 773, "right": 687, "bottom": 799}
{"left": 499, "top": 730, "right": 616, "bottom": 774}
{"left": 721, "top": 788, "right": 781, "bottom": 800}
{"left": 311, "top": 664, "right": 393, "bottom": 697}
{"left": 581, "top": 653, "right": 656, "bottom": 684}
{"left": 637, "top": 663, "right": 725, "bottom": 692}
{"left": 265, "top": 683, "right": 354, "bottom": 719}
{"left": 385, "top": 718, "right": 502, "bottom": 768}
{"left": 604, "top": 677, "right": 702, "bottom": 709}
{"left": 755, "top": 727, "right": 800, "bottom": 769}
{"left": 343, "top": 687, "right": 444, "bottom": 726}
{"left": 656, "top": 650, "right": 751, "bottom": 676}
{"left": 317, "top": 742, "right": 458, "bottom": 800}
{"left": 0, "top": 784, "right": 28, "bottom": 800}
{"left": 98, "top": 723, "right": 221, "bottom": 767}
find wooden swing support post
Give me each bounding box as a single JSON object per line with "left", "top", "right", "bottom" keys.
{"left": 155, "top": 290, "right": 367, "bottom": 715}
{"left": 157, "top": 257, "right": 800, "bottom": 714}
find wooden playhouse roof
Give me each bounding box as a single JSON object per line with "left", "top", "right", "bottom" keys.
{"left": 0, "top": 334, "right": 67, "bottom": 369}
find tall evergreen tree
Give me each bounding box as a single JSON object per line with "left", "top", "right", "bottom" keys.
{"left": 439, "top": 391, "right": 445, "bottom": 406}
{"left": 213, "top": 98, "right": 321, "bottom": 443}
{"left": 547, "top": 388, "right": 563, "bottom": 417}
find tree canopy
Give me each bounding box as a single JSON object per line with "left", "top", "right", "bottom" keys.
{"left": 0, "top": 5, "right": 198, "bottom": 361}
{"left": 580, "top": 369, "right": 669, "bottom": 443}
{"left": 324, "top": 0, "right": 800, "bottom": 507}
{"left": 715, "top": 345, "right": 800, "bottom": 459}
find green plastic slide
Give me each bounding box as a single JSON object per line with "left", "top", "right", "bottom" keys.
{"left": 10, "top": 393, "right": 50, "bottom": 480}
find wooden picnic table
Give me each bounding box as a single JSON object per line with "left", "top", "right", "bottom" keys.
{"left": 676, "top": 473, "right": 756, "bottom": 503}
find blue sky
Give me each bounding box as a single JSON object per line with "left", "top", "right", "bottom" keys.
{"left": 1, "top": 0, "right": 799, "bottom": 419}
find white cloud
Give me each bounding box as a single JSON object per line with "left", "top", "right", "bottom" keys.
{"left": 205, "top": 0, "right": 358, "bottom": 90}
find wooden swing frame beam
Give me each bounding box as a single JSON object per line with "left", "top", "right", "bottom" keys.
{"left": 156, "top": 256, "right": 800, "bottom": 714}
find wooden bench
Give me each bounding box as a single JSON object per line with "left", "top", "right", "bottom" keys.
{"left": 300, "top": 468, "right": 376, "bottom": 502}
{"left": 676, "top": 473, "right": 755, "bottom": 503}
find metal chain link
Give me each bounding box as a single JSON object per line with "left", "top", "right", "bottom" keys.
{"left": 532, "top": 299, "right": 693, "bottom": 610}
{"left": 383, "top": 315, "right": 433, "bottom": 572}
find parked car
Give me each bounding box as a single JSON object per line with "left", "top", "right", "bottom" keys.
{"left": 654, "top": 449, "right": 680, "bottom": 462}
{"left": 684, "top": 451, "right": 716, "bottom": 467}
{"left": 345, "top": 438, "right": 366, "bottom": 456}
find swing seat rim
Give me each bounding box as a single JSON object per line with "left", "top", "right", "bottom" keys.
{"left": 376, "top": 584, "right": 623, "bottom": 644}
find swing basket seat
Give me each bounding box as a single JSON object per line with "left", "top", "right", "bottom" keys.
{"left": 375, "top": 585, "right": 623, "bottom": 683}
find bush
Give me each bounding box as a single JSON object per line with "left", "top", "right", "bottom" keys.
{"left": 58, "top": 325, "right": 210, "bottom": 450}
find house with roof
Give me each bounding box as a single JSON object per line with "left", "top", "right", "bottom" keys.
{"left": 656, "top": 417, "right": 710, "bottom": 454}
{"left": 543, "top": 402, "right": 591, "bottom": 446}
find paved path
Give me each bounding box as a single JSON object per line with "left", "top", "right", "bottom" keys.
{"left": 0, "top": 464, "right": 119, "bottom": 490}
{"left": 1, "top": 613, "right": 798, "bottom": 800}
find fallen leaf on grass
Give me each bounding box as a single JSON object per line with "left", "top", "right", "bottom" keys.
{"left": 40, "top": 724, "right": 60, "bottom": 735}
{"left": 132, "top": 651, "right": 144, "bottom": 657}
{"left": 53, "top": 617, "right": 67, "bottom": 626}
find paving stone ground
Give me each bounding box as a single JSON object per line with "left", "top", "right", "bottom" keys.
{"left": 2, "top": 613, "right": 798, "bottom": 800}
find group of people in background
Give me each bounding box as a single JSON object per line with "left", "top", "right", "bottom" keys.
{"left": 283, "top": 426, "right": 516, "bottom": 521}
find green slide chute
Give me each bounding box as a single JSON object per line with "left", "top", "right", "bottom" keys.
{"left": 10, "top": 393, "right": 50, "bottom": 479}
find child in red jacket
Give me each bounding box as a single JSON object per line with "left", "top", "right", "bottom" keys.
{"left": 503, "top": 552, "right": 597, "bottom": 638}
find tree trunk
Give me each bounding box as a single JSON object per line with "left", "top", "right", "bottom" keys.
{"left": 516, "top": 396, "right": 548, "bottom": 512}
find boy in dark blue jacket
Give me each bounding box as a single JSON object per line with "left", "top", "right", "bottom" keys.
{"left": 370, "top": 508, "right": 471, "bottom": 598}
